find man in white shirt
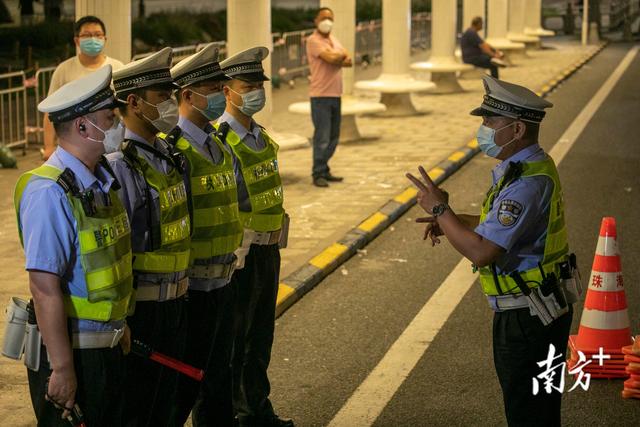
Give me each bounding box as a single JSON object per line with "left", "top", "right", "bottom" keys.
{"left": 42, "top": 15, "right": 124, "bottom": 160}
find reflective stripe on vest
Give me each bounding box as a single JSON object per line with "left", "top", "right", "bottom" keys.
{"left": 214, "top": 123, "right": 284, "bottom": 232}
{"left": 477, "top": 156, "right": 569, "bottom": 296}
{"left": 163, "top": 132, "right": 243, "bottom": 260}
{"left": 14, "top": 164, "right": 134, "bottom": 322}
{"left": 124, "top": 145, "right": 191, "bottom": 273}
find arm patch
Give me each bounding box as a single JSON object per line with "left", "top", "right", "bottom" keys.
{"left": 497, "top": 199, "right": 524, "bottom": 227}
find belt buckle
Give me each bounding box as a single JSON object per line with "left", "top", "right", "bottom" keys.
{"left": 110, "top": 327, "right": 125, "bottom": 348}
{"left": 254, "top": 232, "right": 269, "bottom": 245}
{"left": 487, "top": 296, "right": 501, "bottom": 312}
{"left": 177, "top": 277, "right": 189, "bottom": 296}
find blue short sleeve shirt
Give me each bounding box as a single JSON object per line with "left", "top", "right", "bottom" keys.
{"left": 474, "top": 144, "right": 554, "bottom": 274}
{"left": 19, "top": 146, "right": 124, "bottom": 332}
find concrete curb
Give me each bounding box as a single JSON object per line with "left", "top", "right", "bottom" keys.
{"left": 275, "top": 42, "right": 609, "bottom": 318}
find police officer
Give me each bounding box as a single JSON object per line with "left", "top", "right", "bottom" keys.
{"left": 15, "top": 65, "right": 134, "bottom": 426}
{"left": 407, "top": 76, "right": 575, "bottom": 426}
{"left": 107, "top": 48, "right": 190, "bottom": 426}
{"left": 216, "top": 47, "right": 292, "bottom": 427}
{"left": 169, "top": 43, "right": 243, "bottom": 426}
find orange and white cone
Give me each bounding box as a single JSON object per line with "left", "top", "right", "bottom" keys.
{"left": 571, "top": 217, "right": 632, "bottom": 354}
{"left": 568, "top": 217, "right": 634, "bottom": 380}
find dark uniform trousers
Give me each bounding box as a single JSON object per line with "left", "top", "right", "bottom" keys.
{"left": 174, "top": 279, "right": 238, "bottom": 427}
{"left": 28, "top": 345, "right": 125, "bottom": 427}
{"left": 232, "top": 244, "right": 281, "bottom": 426}
{"left": 493, "top": 305, "right": 573, "bottom": 427}
{"left": 123, "top": 296, "right": 187, "bottom": 427}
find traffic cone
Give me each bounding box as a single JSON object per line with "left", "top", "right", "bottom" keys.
{"left": 568, "top": 217, "right": 633, "bottom": 379}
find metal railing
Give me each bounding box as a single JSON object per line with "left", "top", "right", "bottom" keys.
{"left": 29, "top": 66, "right": 57, "bottom": 144}
{"left": 0, "top": 72, "right": 29, "bottom": 152}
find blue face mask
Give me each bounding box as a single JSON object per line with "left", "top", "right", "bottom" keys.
{"left": 476, "top": 122, "right": 517, "bottom": 158}
{"left": 230, "top": 88, "right": 266, "bottom": 116}
{"left": 79, "top": 38, "right": 104, "bottom": 56}
{"left": 192, "top": 90, "right": 227, "bottom": 120}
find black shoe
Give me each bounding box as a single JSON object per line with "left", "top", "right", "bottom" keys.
{"left": 324, "top": 173, "right": 344, "bottom": 182}
{"left": 264, "top": 416, "right": 294, "bottom": 427}
{"left": 313, "top": 177, "right": 329, "bottom": 187}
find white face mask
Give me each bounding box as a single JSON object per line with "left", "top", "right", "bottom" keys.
{"left": 85, "top": 117, "right": 125, "bottom": 154}
{"left": 317, "top": 19, "right": 333, "bottom": 34}
{"left": 141, "top": 97, "right": 179, "bottom": 133}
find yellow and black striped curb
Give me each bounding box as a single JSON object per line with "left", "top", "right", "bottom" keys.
{"left": 275, "top": 41, "right": 609, "bottom": 318}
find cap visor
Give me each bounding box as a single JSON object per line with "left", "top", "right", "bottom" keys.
{"left": 470, "top": 106, "right": 501, "bottom": 117}
{"left": 236, "top": 72, "right": 270, "bottom": 82}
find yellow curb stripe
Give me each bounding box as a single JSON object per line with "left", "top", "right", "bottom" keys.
{"left": 467, "top": 138, "right": 478, "bottom": 149}
{"left": 309, "top": 243, "right": 349, "bottom": 270}
{"left": 276, "top": 283, "right": 296, "bottom": 306}
{"left": 447, "top": 151, "right": 466, "bottom": 162}
{"left": 394, "top": 187, "right": 418, "bottom": 204}
{"left": 541, "top": 85, "right": 551, "bottom": 93}
{"left": 428, "top": 167, "right": 445, "bottom": 181}
{"left": 358, "top": 211, "right": 388, "bottom": 233}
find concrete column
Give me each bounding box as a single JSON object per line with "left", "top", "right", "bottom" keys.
{"left": 463, "top": 0, "right": 486, "bottom": 38}
{"left": 410, "top": 0, "right": 472, "bottom": 93}
{"left": 382, "top": 0, "right": 410, "bottom": 74}
{"left": 354, "top": 0, "right": 434, "bottom": 115}
{"left": 75, "top": 0, "right": 131, "bottom": 63}
{"left": 227, "top": 0, "right": 272, "bottom": 127}
{"left": 485, "top": 0, "right": 525, "bottom": 59}
{"left": 507, "top": 0, "right": 540, "bottom": 48}
{"left": 524, "top": 0, "right": 555, "bottom": 36}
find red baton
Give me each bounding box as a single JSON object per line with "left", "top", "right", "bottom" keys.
{"left": 131, "top": 339, "right": 204, "bottom": 382}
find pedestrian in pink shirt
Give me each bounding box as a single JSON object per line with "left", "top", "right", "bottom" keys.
{"left": 306, "top": 7, "right": 353, "bottom": 187}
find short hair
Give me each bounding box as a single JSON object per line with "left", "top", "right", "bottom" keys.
{"left": 117, "top": 88, "right": 146, "bottom": 115}
{"left": 316, "top": 7, "right": 333, "bottom": 17}
{"left": 74, "top": 15, "right": 106, "bottom": 36}
{"left": 471, "top": 16, "right": 483, "bottom": 27}
{"left": 53, "top": 120, "right": 74, "bottom": 138}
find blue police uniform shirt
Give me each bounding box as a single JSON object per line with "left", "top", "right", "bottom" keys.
{"left": 106, "top": 128, "right": 187, "bottom": 284}
{"left": 19, "top": 146, "right": 125, "bottom": 332}
{"left": 178, "top": 116, "right": 235, "bottom": 290}
{"left": 217, "top": 111, "right": 266, "bottom": 213}
{"left": 475, "top": 144, "right": 553, "bottom": 276}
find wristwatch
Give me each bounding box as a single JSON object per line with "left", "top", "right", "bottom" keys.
{"left": 431, "top": 203, "right": 449, "bottom": 217}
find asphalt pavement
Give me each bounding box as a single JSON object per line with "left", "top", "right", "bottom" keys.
{"left": 266, "top": 42, "right": 640, "bottom": 427}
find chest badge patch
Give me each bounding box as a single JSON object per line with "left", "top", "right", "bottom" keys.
{"left": 497, "top": 199, "right": 523, "bottom": 227}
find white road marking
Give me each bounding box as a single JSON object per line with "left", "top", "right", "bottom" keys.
{"left": 327, "top": 46, "right": 639, "bottom": 427}
{"left": 549, "top": 46, "right": 639, "bottom": 164}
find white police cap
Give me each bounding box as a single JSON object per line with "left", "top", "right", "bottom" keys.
{"left": 113, "top": 47, "right": 179, "bottom": 97}
{"left": 38, "top": 64, "right": 118, "bottom": 124}
{"left": 171, "top": 43, "right": 229, "bottom": 88}
{"left": 220, "top": 46, "right": 270, "bottom": 82}
{"left": 470, "top": 76, "right": 553, "bottom": 123}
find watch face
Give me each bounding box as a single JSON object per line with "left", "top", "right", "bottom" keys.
{"left": 432, "top": 203, "right": 446, "bottom": 216}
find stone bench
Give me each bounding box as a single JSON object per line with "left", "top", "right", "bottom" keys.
{"left": 410, "top": 59, "right": 473, "bottom": 93}
{"left": 525, "top": 27, "right": 556, "bottom": 37}
{"left": 508, "top": 33, "right": 541, "bottom": 50}
{"left": 484, "top": 38, "right": 527, "bottom": 64}
{"left": 288, "top": 97, "right": 387, "bottom": 142}
{"left": 354, "top": 74, "right": 435, "bottom": 116}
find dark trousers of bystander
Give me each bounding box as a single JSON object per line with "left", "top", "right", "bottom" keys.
{"left": 310, "top": 97, "right": 341, "bottom": 179}
{"left": 464, "top": 54, "right": 500, "bottom": 78}
{"left": 122, "top": 297, "right": 188, "bottom": 427}
{"left": 493, "top": 305, "right": 573, "bottom": 427}
{"left": 232, "top": 244, "right": 281, "bottom": 427}
{"left": 174, "top": 281, "right": 238, "bottom": 427}
{"left": 28, "top": 346, "right": 125, "bottom": 427}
